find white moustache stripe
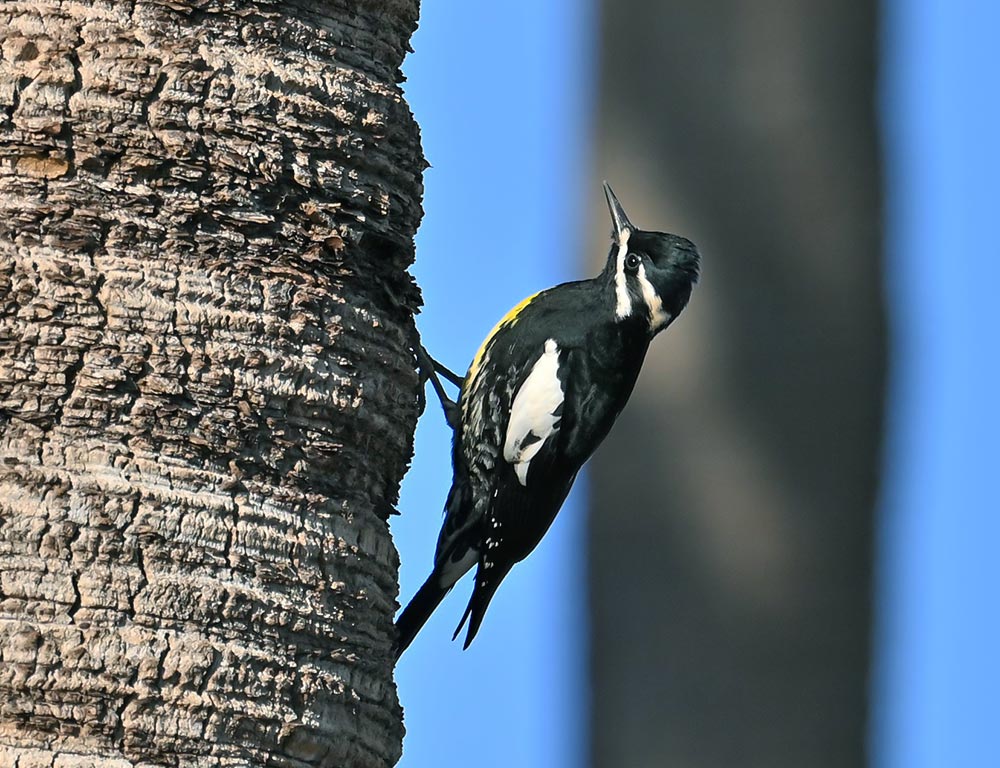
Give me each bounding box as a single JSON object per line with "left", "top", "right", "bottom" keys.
{"left": 614, "top": 229, "right": 632, "bottom": 319}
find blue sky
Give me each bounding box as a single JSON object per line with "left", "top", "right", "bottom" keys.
{"left": 873, "top": 1, "right": 1000, "bottom": 766}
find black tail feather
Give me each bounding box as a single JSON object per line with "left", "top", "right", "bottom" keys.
{"left": 395, "top": 573, "right": 449, "bottom": 661}
{"left": 456, "top": 564, "right": 511, "bottom": 650}
{"left": 452, "top": 600, "right": 473, "bottom": 642}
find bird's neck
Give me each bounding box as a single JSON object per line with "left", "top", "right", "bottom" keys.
{"left": 594, "top": 264, "right": 654, "bottom": 342}
{"left": 573, "top": 273, "right": 651, "bottom": 378}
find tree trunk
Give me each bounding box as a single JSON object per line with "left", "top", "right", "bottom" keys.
{"left": 0, "top": 2, "right": 423, "bottom": 766}
{"left": 589, "top": 1, "right": 883, "bottom": 766}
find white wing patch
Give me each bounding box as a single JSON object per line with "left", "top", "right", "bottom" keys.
{"left": 503, "top": 339, "right": 564, "bottom": 486}
{"left": 637, "top": 262, "right": 671, "bottom": 332}
{"left": 437, "top": 547, "right": 478, "bottom": 590}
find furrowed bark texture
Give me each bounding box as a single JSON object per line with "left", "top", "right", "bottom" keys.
{"left": 0, "top": 1, "right": 423, "bottom": 766}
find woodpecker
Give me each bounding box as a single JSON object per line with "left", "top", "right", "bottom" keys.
{"left": 397, "top": 182, "right": 700, "bottom": 659}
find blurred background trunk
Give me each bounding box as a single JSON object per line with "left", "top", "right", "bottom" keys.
{"left": 589, "top": 1, "right": 884, "bottom": 766}
{"left": 0, "top": 1, "right": 423, "bottom": 765}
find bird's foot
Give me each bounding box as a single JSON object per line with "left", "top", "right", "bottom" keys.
{"left": 415, "top": 343, "right": 463, "bottom": 432}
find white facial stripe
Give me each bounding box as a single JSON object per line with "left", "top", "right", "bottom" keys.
{"left": 637, "top": 262, "right": 671, "bottom": 332}
{"left": 614, "top": 228, "right": 632, "bottom": 318}
{"left": 504, "top": 339, "right": 564, "bottom": 486}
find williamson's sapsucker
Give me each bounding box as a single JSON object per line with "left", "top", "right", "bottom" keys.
{"left": 396, "top": 183, "right": 701, "bottom": 658}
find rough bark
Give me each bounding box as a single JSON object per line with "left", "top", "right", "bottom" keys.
{"left": 0, "top": 1, "right": 423, "bottom": 766}
{"left": 589, "top": 1, "right": 883, "bottom": 766}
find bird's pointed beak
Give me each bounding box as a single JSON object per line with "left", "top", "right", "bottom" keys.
{"left": 603, "top": 181, "right": 634, "bottom": 245}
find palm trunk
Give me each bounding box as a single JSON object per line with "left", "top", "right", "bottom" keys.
{"left": 0, "top": 1, "right": 423, "bottom": 765}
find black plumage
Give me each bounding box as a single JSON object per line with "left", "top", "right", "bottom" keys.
{"left": 395, "top": 183, "right": 700, "bottom": 658}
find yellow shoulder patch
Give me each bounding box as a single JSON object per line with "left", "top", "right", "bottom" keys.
{"left": 464, "top": 290, "right": 542, "bottom": 392}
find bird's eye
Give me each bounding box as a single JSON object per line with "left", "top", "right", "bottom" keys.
{"left": 625, "top": 252, "right": 641, "bottom": 273}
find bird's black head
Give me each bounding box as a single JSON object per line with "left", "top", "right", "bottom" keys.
{"left": 601, "top": 182, "right": 700, "bottom": 335}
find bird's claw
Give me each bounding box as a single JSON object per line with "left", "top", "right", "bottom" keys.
{"left": 415, "top": 342, "right": 463, "bottom": 433}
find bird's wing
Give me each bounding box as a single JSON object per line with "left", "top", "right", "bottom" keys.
{"left": 454, "top": 339, "right": 628, "bottom": 648}
{"left": 450, "top": 336, "right": 572, "bottom": 647}
{"left": 432, "top": 320, "right": 551, "bottom": 570}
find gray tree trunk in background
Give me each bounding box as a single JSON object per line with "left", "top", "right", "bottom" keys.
{"left": 590, "top": 1, "right": 883, "bottom": 766}
{"left": 0, "top": 1, "right": 423, "bottom": 765}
